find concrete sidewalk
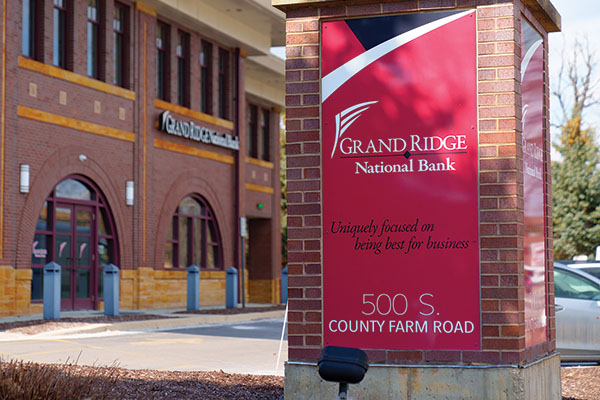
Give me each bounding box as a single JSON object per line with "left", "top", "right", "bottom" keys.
{"left": 0, "top": 304, "right": 287, "bottom": 339}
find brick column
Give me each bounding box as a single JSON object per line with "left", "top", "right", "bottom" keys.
{"left": 276, "top": 1, "right": 561, "bottom": 398}
{"left": 284, "top": 12, "right": 323, "bottom": 359}
{"left": 477, "top": 2, "right": 557, "bottom": 365}
{"left": 478, "top": 3, "right": 528, "bottom": 366}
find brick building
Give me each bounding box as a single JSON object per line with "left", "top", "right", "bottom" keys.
{"left": 0, "top": 0, "right": 285, "bottom": 316}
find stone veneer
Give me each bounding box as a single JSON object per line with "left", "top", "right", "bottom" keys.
{"left": 0, "top": 265, "right": 243, "bottom": 316}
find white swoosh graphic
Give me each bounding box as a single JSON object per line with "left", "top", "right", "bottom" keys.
{"left": 322, "top": 10, "right": 473, "bottom": 102}
{"left": 521, "top": 39, "right": 543, "bottom": 81}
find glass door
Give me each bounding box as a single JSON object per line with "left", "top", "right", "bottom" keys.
{"left": 57, "top": 204, "right": 95, "bottom": 310}
{"left": 74, "top": 205, "right": 94, "bottom": 309}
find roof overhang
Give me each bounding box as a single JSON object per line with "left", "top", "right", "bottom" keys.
{"left": 246, "top": 54, "right": 285, "bottom": 107}
{"left": 142, "top": 0, "right": 286, "bottom": 56}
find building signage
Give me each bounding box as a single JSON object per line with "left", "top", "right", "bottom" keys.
{"left": 158, "top": 110, "right": 239, "bottom": 151}
{"left": 321, "top": 10, "right": 480, "bottom": 350}
{"left": 521, "top": 20, "right": 548, "bottom": 347}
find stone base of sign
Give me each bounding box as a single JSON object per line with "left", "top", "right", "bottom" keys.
{"left": 284, "top": 353, "right": 560, "bottom": 400}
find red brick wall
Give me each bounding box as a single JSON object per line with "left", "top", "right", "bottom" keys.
{"left": 284, "top": 0, "right": 555, "bottom": 365}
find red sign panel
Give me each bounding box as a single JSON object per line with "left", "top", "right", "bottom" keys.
{"left": 521, "top": 20, "right": 548, "bottom": 347}
{"left": 321, "top": 10, "right": 480, "bottom": 350}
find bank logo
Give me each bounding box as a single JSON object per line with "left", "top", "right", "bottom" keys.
{"left": 331, "top": 101, "right": 378, "bottom": 158}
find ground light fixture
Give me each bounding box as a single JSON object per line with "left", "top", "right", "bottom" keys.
{"left": 318, "top": 345, "right": 369, "bottom": 399}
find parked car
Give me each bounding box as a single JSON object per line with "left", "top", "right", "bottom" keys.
{"left": 554, "top": 263, "right": 600, "bottom": 362}
{"left": 556, "top": 261, "right": 600, "bottom": 280}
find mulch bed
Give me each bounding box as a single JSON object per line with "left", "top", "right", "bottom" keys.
{"left": 0, "top": 314, "right": 175, "bottom": 335}
{"left": 105, "top": 368, "right": 284, "bottom": 399}
{"left": 561, "top": 366, "right": 600, "bottom": 400}
{"left": 175, "top": 305, "right": 286, "bottom": 315}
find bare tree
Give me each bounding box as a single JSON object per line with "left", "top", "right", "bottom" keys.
{"left": 553, "top": 38, "right": 600, "bottom": 128}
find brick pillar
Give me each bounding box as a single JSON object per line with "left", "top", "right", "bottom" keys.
{"left": 275, "top": 0, "right": 562, "bottom": 398}
{"left": 283, "top": 10, "right": 323, "bottom": 361}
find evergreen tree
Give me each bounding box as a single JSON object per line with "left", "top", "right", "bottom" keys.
{"left": 552, "top": 39, "right": 600, "bottom": 259}
{"left": 552, "top": 118, "right": 600, "bottom": 259}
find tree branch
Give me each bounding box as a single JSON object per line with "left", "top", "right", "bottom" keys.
{"left": 553, "top": 35, "right": 599, "bottom": 127}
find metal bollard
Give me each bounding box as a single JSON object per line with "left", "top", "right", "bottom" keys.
{"left": 43, "top": 262, "right": 61, "bottom": 320}
{"left": 225, "top": 266, "right": 238, "bottom": 309}
{"left": 103, "top": 264, "right": 120, "bottom": 316}
{"left": 187, "top": 265, "right": 200, "bottom": 311}
{"left": 281, "top": 266, "right": 288, "bottom": 304}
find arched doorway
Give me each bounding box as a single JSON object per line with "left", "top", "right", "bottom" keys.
{"left": 31, "top": 176, "right": 119, "bottom": 310}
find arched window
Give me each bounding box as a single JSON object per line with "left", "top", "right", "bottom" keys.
{"left": 164, "top": 195, "right": 222, "bottom": 269}
{"left": 31, "top": 176, "right": 118, "bottom": 310}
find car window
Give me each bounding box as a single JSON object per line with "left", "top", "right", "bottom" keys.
{"left": 582, "top": 267, "right": 600, "bottom": 280}
{"left": 554, "top": 269, "right": 600, "bottom": 301}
